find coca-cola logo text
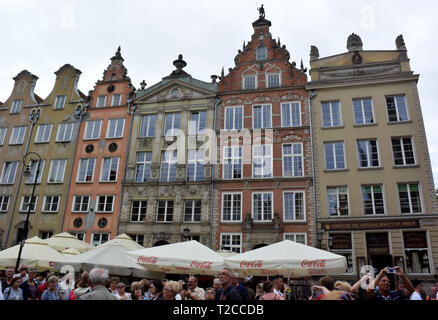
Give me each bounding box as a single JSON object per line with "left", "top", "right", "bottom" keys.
{"left": 301, "top": 259, "right": 326, "bottom": 268}
{"left": 240, "top": 260, "right": 263, "bottom": 268}
{"left": 137, "top": 256, "right": 158, "bottom": 264}
{"left": 190, "top": 261, "right": 213, "bottom": 269}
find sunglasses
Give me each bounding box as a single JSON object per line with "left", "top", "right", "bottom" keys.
{"left": 20, "top": 268, "right": 28, "bottom": 271}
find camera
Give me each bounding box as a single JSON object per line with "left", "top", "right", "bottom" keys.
{"left": 387, "top": 267, "right": 396, "bottom": 274}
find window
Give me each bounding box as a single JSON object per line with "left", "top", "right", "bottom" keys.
{"left": 100, "top": 157, "right": 119, "bottom": 182}
{"left": 398, "top": 183, "right": 422, "bottom": 214}
{"left": 72, "top": 195, "right": 90, "bottom": 212}
{"left": 106, "top": 118, "right": 125, "bottom": 138}
{"left": 157, "top": 200, "right": 173, "bottom": 222}
{"left": 1, "top": 161, "right": 19, "bottom": 184}
{"left": 329, "top": 233, "right": 354, "bottom": 273}
{"left": 10, "top": 99, "right": 22, "bottom": 114}
{"left": 187, "top": 149, "right": 204, "bottom": 182}
{"left": 43, "top": 196, "right": 60, "bottom": 213}
{"left": 222, "top": 193, "right": 242, "bottom": 222}
{"left": 283, "top": 191, "right": 305, "bottom": 221}
{"left": 243, "top": 75, "right": 256, "bottom": 90}
{"left": 56, "top": 122, "right": 74, "bottom": 142}
{"left": 9, "top": 126, "right": 26, "bottom": 145}
{"left": 131, "top": 201, "right": 147, "bottom": 222}
{"left": 223, "top": 146, "right": 242, "bottom": 179}
{"left": 256, "top": 46, "right": 267, "bottom": 61}
{"left": 224, "top": 106, "right": 243, "bottom": 130}
{"left": 20, "top": 195, "right": 37, "bottom": 212}
{"left": 91, "top": 233, "right": 110, "bottom": 246}
{"left": 253, "top": 145, "right": 272, "bottom": 178}
{"left": 48, "top": 159, "right": 67, "bottom": 183}
{"left": 164, "top": 112, "right": 181, "bottom": 136}
{"left": 135, "top": 152, "right": 152, "bottom": 182}
{"left": 54, "top": 95, "right": 66, "bottom": 110}
{"left": 353, "top": 98, "right": 374, "bottom": 125}
{"left": 111, "top": 94, "right": 122, "bottom": 106}
{"left": 327, "top": 187, "right": 349, "bottom": 216}
{"left": 253, "top": 105, "right": 271, "bottom": 129}
{"left": 282, "top": 144, "right": 303, "bottom": 177}
{"left": 267, "top": 73, "right": 280, "bottom": 88}
{"left": 25, "top": 160, "right": 45, "bottom": 184}
{"left": 386, "top": 95, "right": 409, "bottom": 122}
{"left": 84, "top": 120, "right": 102, "bottom": 140}
{"left": 35, "top": 124, "right": 53, "bottom": 143}
{"left": 140, "top": 114, "right": 156, "bottom": 137}
{"left": 403, "top": 231, "right": 430, "bottom": 274}
{"left": 220, "top": 233, "right": 242, "bottom": 253}
{"left": 189, "top": 111, "right": 207, "bottom": 135}
{"left": 160, "top": 151, "right": 177, "bottom": 182}
{"left": 39, "top": 231, "right": 53, "bottom": 240}
{"left": 252, "top": 192, "right": 273, "bottom": 222}
{"left": 357, "top": 139, "right": 380, "bottom": 168}
{"left": 0, "top": 128, "right": 7, "bottom": 145}
{"left": 97, "top": 96, "right": 107, "bottom": 108}
{"left": 71, "top": 232, "right": 84, "bottom": 241}
{"left": 324, "top": 142, "right": 345, "bottom": 170}
{"left": 281, "top": 102, "right": 301, "bottom": 127}
{"left": 362, "top": 185, "right": 385, "bottom": 215}
{"left": 321, "top": 101, "right": 342, "bottom": 128}
{"left": 77, "top": 158, "right": 95, "bottom": 182}
{"left": 128, "top": 234, "right": 145, "bottom": 246}
{"left": 184, "top": 200, "right": 201, "bottom": 222}
{"left": 284, "top": 233, "right": 306, "bottom": 245}
{"left": 96, "top": 195, "right": 114, "bottom": 213}
{"left": 0, "top": 196, "right": 10, "bottom": 213}
{"left": 392, "top": 137, "right": 415, "bottom": 166}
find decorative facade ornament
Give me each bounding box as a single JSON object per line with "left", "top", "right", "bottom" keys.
{"left": 396, "top": 34, "right": 406, "bottom": 51}
{"left": 347, "top": 33, "right": 363, "bottom": 52}
{"left": 29, "top": 107, "right": 41, "bottom": 124}
{"left": 352, "top": 52, "right": 363, "bottom": 65}
{"left": 245, "top": 214, "right": 253, "bottom": 228}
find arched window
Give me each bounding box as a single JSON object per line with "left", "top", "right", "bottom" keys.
{"left": 256, "top": 46, "right": 267, "bottom": 61}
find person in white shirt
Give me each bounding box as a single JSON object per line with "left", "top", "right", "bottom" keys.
{"left": 114, "top": 282, "right": 131, "bottom": 300}
{"left": 410, "top": 279, "right": 424, "bottom": 300}
{"left": 14, "top": 264, "right": 29, "bottom": 283}
{"left": 0, "top": 280, "right": 4, "bottom": 300}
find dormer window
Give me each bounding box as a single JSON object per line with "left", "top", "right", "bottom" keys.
{"left": 256, "top": 46, "right": 267, "bottom": 61}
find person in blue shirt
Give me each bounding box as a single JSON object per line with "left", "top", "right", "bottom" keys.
{"left": 215, "top": 269, "right": 242, "bottom": 301}
{"left": 366, "top": 266, "right": 414, "bottom": 301}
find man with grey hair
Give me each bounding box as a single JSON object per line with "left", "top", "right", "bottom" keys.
{"left": 79, "top": 268, "right": 117, "bottom": 300}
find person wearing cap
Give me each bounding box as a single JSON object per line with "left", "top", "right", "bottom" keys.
{"left": 410, "top": 279, "right": 424, "bottom": 300}
{"left": 20, "top": 268, "right": 39, "bottom": 300}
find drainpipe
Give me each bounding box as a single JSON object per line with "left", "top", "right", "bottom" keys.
{"left": 116, "top": 88, "right": 136, "bottom": 237}
{"left": 209, "top": 97, "right": 221, "bottom": 249}
{"left": 5, "top": 107, "right": 41, "bottom": 247}
{"left": 308, "top": 90, "right": 318, "bottom": 247}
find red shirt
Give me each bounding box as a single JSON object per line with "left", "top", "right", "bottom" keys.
{"left": 37, "top": 283, "right": 48, "bottom": 300}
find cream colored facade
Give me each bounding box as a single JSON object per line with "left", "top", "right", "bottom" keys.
{"left": 308, "top": 34, "right": 438, "bottom": 282}
{"left": 118, "top": 56, "right": 217, "bottom": 247}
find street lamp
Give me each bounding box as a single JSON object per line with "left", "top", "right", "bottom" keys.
{"left": 183, "top": 227, "right": 190, "bottom": 241}
{"left": 15, "top": 151, "right": 41, "bottom": 272}
{"left": 316, "top": 230, "right": 333, "bottom": 251}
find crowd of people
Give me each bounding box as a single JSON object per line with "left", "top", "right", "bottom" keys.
{"left": 1, "top": 264, "right": 437, "bottom": 301}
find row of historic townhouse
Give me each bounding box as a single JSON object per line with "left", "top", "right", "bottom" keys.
{"left": 0, "top": 11, "right": 436, "bottom": 282}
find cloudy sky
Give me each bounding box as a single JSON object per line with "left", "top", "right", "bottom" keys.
{"left": 1, "top": 0, "right": 437, "bottom": 186}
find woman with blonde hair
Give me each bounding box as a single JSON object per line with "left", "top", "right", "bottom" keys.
{"left": 334, "top": 281, "right": 352, "bottom": 293}
{"left": 130, "top": 281, "right": 144, "bottom": 301}
{"left": 163, "top": 281, "right": 180, "bottom": 300}
{"left": 41, "top": 276, "right": 62, "bottom": 300}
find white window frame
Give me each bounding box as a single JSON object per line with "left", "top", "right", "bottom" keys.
{"left": 256, "top": 46, "right": 267, "bottom": 61}
{"left": 47, "top": 159, "right": 67, "bottom": 183}
{"left": 127, "top": 234, "right": 145, "bottom": 246}
{"left": 54, "top": 95, "right": 66, "bottom": 110}
{"left": 71, "top": 232, "right": 85, "bottom": 241}
{"left": 39, "top": 231, "right": 54, "bottom": 240}
{"left": 221, "top": 192, "right": 242, "bottom": 223}
{"left": 106, "top": 118, "right": 125, "bottom": 139}
{"left": 100, "top": 157, "right": 120, "bottom": 182}
{"left": 1, "top": 161, "right": 19, "bottom": 184}
{"left": 164, "top": 112, "right": 181, "bottom": 136}
{"left": 252, "top": 104, "right": 272, "bottom": 129}
{"left": 9, "top": 126, "right": 27, "bottom": 145}
{"left": 357, "top": 139, "right": 380, "bottom": 168}
{"left": 392, "top": 137, "right": 416, "bottom": 166}
{"left": 252, "top": 145, "right": 273, "bottom": 178}
{"left": 84, "top": 120, "right": 102, "bottom": 140}
{"left": 35, "top": 124, "right": 53, "bottom": 143}
{"left": 156, "top": 200, "right": 174, "bottom": 223}
{"left": 189, "top": 110, "right": 207, "bottom": 135}
{"left": 0, "top": 195, "right": 10, "bottom": 212}
{"left": 252, "top": 192, "right": 274, "bottom": 222}
{"left": 160, "top": 151, "right": 177, "bottom": 182}
{"left": 140, "top": 114, "right": 156, "bottom": 138}
{"left": 130, "top": 200, "right": 147, "bottom": 222}
{"left": 77, "top": 158, "right": 96, "bottom": 183}
{"left": 97, "top": 95, "right": 107, "bottom": 108}
{"left": 184, "top": 199, "right": 202, "bottom": 222}
{"left": 324, "top": 142, "right": 346, "bottom": 170}
{"left": 56, "top": 122, "right": 74, "bottom": 142}
{"left": 401, "top": 230, "right": 432, "bottom": 275}
{"left": 111, "top": 94, "right": 122, "bottom": 107}
{"left": 327, "top": 186, "right": 350, "bottom": 217}
{"left": 243, "top": 75, "right": 257, "bottom": 90}
{"left": 19, "top": 195, "right": 38, "bottom": 212}
{"left": 72, "top": 195, "right": 90, "bottom": 212}
{"left": 386, "top": 95, "right": 410, "bottom": 122}
{"left": 282, "top": 143, "right": 304, "bottom": 177}
{"left": 223, "top": 146, "right": 242, "bottom": 179}
{"left": 284, "top": 233, "right": 307, "bottom": 245}
{"left": 220, "top": 233, "right": 242, "bottom": 253}
{"left": 281, "top": 102, "right": 301, "bottom": 127}
{"left": 0, "top": 128, "right": 7, "bottom": 145}
{"left": 224, "top": 106, "right": 244, "bottom": 131}
{"left": 25, "top": 160, "right": 45, "bottom": 184}
{"left": 398, "top": 183, "right": 424, "bottom": 214}
{"left": 96, "top": 195, "right": 115, "bottom": 213}
{"left": 187, "top": 149, "right": 204, "bottom": 182}
{"left": 321, "top": 101, "right": 342, "bottom": 128}
{"left": 91, "top": 233, "right": 110, "bottom": 246}
{"left": 266, "top": 72, "right": 281, "bottom": 88}
{"left": 283, "top": 191, "right": 306, "bottom": 222}
{"left": 135, "top": 152, "right": 152, "bottom": 183}
{"left": 10, "top": 99, "right": 22, "bottom": 114}
{"left": 353, "top": 98, "right": 375, "bottom": 125}
{"left": 361, "top": 184, "right": 386, "bottom": 216}
{"left": 42, "top": 195, "right": 60, "bottom": 213}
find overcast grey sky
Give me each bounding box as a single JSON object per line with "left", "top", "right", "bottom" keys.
{"left": 1, "top": 0, "right": 437, "bottom": 186}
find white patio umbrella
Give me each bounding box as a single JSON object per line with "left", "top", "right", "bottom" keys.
{"left": 0, "top": 236, "right": 67, "bottom": 271}
{"left": 102, "top": 233, "right": 144, "bottom": 251}
{"left": 54, "top": 242, "right": 164, "bottom": 279}
{"left": 224, "top": 240, "right": 347, "bottom": 277}
{"left": 42, "top": 232, "right": 94, "bottom": 253}
{"left": 61, "top": 248, "right": 81, "bottom": 256}
{"left": 127, "top": 240, "right": 225, "bottom": 276}
{"left": 217, "top": 250, "right": 238, "bottom": 258}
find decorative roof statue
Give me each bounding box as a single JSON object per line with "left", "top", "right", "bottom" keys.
{"left": 310, "top": 45, "right": 320, "bottom": 61}
{"left": 164, "top": 54, "right": 191, "bottom": 79}
{"left": 347, "top": 33, "right": 363, "bottom": 52}
{"left": 396, "top": 34, "right": 406, "bottom": 51}
{"left": 258, "top": 4, "right": 265, "bottom": 19}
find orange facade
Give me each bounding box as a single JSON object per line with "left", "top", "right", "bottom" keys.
{"left": 61, "top": 48, "right": 134, "bottom": 245}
